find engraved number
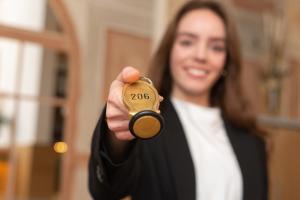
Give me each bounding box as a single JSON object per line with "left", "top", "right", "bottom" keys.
{"left": 131, "top": 93, "right": 150, "bottom": 100}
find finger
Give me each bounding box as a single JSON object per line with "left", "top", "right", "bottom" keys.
{"left": 159, "top": 95, "right": 164, "bottom": 102}
{"left": 107, "top": 92, "right": 128, "bottom": 115}
{"left": 106, "top": 119, "right": 130, "bottom": 133}
{"left": 107, "top": 80, "right": 129, "bottom": 114}
{"left": 106, "top": 106, "right": 128, "bottom": 120}
{"left": 115, "top": 130, "right": 135, "bottom": 140}
{"left": 116, "top": 66, "right": 140, "bottom": 83}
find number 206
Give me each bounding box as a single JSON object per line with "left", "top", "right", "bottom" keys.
{"left": 131, "top": 93, "right": 150, "bottom": 100}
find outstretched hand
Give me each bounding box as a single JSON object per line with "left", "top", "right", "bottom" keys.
{"left": 106, "top": 66, "right": 140, "bottom": 141}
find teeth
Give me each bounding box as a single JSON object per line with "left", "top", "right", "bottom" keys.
{"left": 187, "top": 68, "right": 207, "bottom": 76}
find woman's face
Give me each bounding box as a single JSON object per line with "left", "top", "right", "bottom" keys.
{"left": 170, "top": 9, "right": 226, "bottom": 106}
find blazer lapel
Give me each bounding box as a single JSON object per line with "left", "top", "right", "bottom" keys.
{"left": 158, "top": 100, "right": 266, "bottom": 200}
{"left": 224, "top": 121, "right": 266, "bottom": 200}
{"left": 161, "top": 99, "right": 196, "bottom": 200}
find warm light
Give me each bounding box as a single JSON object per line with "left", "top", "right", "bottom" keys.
{"left": 53, "top": 142, "right": 68, "bottom": 154}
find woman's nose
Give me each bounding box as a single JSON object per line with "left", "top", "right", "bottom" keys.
{"left": 193, "top": 43, "right": 207, "bottom": 62}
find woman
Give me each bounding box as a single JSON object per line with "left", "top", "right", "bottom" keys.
{"left": 89, "top": 1, "right": 268, "bottom": 200}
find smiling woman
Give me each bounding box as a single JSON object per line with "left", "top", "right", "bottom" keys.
{"left": 170, "top": 9, "right": 226, "bottom": 106}
{"left": 89, "top": 1, "right": 269, "bottom": 200}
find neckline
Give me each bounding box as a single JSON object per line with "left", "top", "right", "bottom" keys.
{"left": 171, "top": 97, "right": 223, "bottom": 131}
{"left": 171, "top": 97, "right": 220, "bottom": 116}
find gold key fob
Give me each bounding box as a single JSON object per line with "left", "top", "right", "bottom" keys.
{"left": 123, "top": 77, "right": 164, "bottom": 139}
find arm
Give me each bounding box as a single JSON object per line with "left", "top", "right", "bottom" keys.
{"left": 88, "top": 67, "right": 142, "bottom": 199}
{"left": 88, "top": 107, "right": 140, "bottom": 200}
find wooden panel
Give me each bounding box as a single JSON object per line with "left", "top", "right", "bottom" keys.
{"left": 241, "top": 60, "right": 265, "bottom": 113}
{"left": 15, "top": 147, "right": 33, "bottom": 200}
{"left": 2, "top": 145, "right": 57, "bottom": 200}
{"left": 103, "top": 29, "right": 151, "bottom": 98}
{"left": 0, "top": 161, "right": 8, "bottom": 197}
{"left": 28, "top": 145, "right": 57, "bottom": 198}
{"left": 286, "top": 60, "right": 300, "bottom": 118}
{"left": 269, "top": 129, "right": 300, "bottom": 200}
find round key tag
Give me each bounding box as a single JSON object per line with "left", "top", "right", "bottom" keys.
{"left": 123, "top": 77, "right": 164, "bottom": 139}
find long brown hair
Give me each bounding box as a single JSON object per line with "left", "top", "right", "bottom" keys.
{"left": 148, "top": 0, "right": 262, "bottom": 135}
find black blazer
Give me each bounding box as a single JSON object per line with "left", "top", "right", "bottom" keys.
{"left": 89, "top": 99, "right": 268, "bottom": 200}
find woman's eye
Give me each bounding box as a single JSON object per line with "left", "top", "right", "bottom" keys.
{"left": 179, "top": 40, "right": 193, "bottom": 47}
{"left": 211, "top": 45, "right": 225, "bottom": 52}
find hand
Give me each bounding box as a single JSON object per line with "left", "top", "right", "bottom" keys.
{"left": 106, "top": 66, "right": 140, "bottom": 141}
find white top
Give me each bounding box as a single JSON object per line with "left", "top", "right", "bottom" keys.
{"left": 171, "top": 97, "right": 243, "bottom": 200}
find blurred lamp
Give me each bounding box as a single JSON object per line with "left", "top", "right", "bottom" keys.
{"left": 53, "top": 141, "right": 68, "bottom": 154}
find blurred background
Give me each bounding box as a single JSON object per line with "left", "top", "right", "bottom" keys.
{"left": 0, "top": 0, "right": 299, "bottom": 199}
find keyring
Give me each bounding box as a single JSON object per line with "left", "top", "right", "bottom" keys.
{"left": 123, "top": 77, "right": 164, "bottom": 139}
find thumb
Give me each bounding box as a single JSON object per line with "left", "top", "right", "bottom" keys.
{"left": 117, "top": 66, "right": 140, "bottom": 83}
